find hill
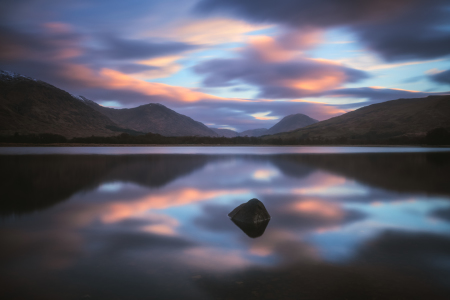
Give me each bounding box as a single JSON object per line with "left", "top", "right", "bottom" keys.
{"left": 211, "top": 128, "right": 239, "bottom": 137}
{"left": 0, "top": 70, "right": 119, "bottom": 137}
{"left": 83, "top": 97, "right": 218, "bottom": 137}
{"left": 239, "top": 128, "right": 268, "bottom": 137}
{"left": 265, "top": 113, "right": 318, "bottom": 135}
{"left": 270, "top": 96, "right": 450, "bottom": 140}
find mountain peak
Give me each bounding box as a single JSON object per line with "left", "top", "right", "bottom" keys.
{"left": 0, "top": 71, "right": 120, "bottom": 137}
{"left": 265, "top": 113, "right": 318, "bottom": 135}
{"left": 83, "top": 98, "right": 218, "bottom": 137}
{"left": 272, "top": 95, "right": 450, "bottom": 140}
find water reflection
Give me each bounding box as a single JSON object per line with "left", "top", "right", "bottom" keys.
{"left": 0, "top": 155, "right": 212, "bottom": 215}
{"left": 231, "top": 219, "right": 271, "bottom": 238}
{"left": 1, "top": 151, "right": 450, "bottom": 299}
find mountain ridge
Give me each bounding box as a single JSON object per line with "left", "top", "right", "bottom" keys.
{"left": 0, "top": 70, "right": 120, "bottom": 138}
{"left": 83, "top": 97, "right": 218, "bottom": 137}
{"left": 0, "top": 69, "right": 218, "bottom": 138}
{"left": 268, "top": 95, "right": 450, "bottom": 140}
{"left": 265, "top": 113, "right": 318, "bottom": 135}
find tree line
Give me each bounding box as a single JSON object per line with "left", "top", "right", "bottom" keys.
{"left": 1, "top": 127, "right": 450, "bottom": 145}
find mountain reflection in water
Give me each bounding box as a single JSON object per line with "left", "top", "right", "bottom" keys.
{"left": 1, "top": 151, "right": 450, "bottom": 299}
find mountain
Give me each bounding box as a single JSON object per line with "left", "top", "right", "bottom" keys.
{"left": 265, "top": 113, "right": 318, "bottom": 135}
{"left": 239, "top": 128, "right": 268, "bottom": 137}
{"left": 82, "top": 97, "right": 218, "bottom": 137}
{"left": 237, "top": 113, "right": 317, "bottom": 137}
{"left": 0, "top": 69, "right": 219, "bottom": 138}
{"left": 211, "top": 128, "right": 239, "bottom": 137}
{"left": 0, "top": 70, "right": 119, "bottom": 137}
{"left": 271, "top": 96, "right": 450, "bottom": 140}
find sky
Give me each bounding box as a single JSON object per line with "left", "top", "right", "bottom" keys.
{"left": 0, "top": 0, "right": 449, "bottom": 131}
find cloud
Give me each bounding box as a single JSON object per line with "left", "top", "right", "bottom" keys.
{"left": 146, "top": 17, "right": 270, "bottom": 45}
{"left": 429, "top": 69, "right": 450, "bottom": 85}
{"left": 2, "top": 0, "right": 446, "bottom": 132}
{"left": 289, "top": 199, "right": 344, "bottom": 220}
{"left": 193, "top": 35, "right": 369, "bottom": 99}
{"left": 0, "top": 22, "right": 200, "bottom": 79}
{"left": 0, "top": 23, "right": 349, "bottom": 131}
{"left": 0, "top": 45, "right": 347, "bottom": 131}
{"left": 0, "top": 24, "right": 83, "bottom": 61}
{"left": 174, "top": 98, "right": 346, "bottom": 130}
{"left": 100, "top": 187, "right": 248, "bottom": 224}
{"left": 99, "top": 36, "right": 199, "bottom": 60}
{"left": 325, "top": 86, "right": 447, "bottom": 108}
{"left": 339, "top": 54, "right": 446, "bottom": 71}
{"left": 195, "top": 0, "right": 450, "bottom": 61}
{"left": 113, "top": 63, "right": 160, "bottom": 74}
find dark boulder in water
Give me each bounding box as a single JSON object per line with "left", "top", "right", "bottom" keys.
{"left": 228, "top": 199, "right": 271, "bottom": 238}
{"left": 228, "top": 198, "right": 271, "bottom": 223}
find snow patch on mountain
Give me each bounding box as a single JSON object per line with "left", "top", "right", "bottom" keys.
{"left": 0, "top": 70, "right": 38, "bottom": 82}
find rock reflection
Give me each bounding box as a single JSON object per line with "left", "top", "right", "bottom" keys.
{"left": 3, "top": 152, "right": 450, "bottom": 217}
{"left": 1, "top": 151, "right": 450, "bottom": 299}
{"left": 231, "top": 219, "right": 270, "bottom": 238}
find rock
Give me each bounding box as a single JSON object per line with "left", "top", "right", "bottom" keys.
{"left": 228, "top": 199, "right": 271, "bottom": 238}
{"left": 228, "top": 198, "right": 271, "bottom": 223}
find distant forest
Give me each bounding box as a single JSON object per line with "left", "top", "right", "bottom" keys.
{"left": 1, "top": 127, "right": 450, "bottom": 146}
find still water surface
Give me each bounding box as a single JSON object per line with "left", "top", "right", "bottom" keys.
{"left": 1, "top": 147, "right": 450, "bottom": 299}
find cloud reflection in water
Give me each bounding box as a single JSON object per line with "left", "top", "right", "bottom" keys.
{"left": 1, "top": 152, "right": 450, "bottom": 299}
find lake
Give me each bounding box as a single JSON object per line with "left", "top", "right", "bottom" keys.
{"left": 1, "top": 147, "right": 450, "bottom": 299}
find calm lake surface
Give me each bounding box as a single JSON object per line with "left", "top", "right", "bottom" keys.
{"left": 1, "top": 147, "right": 450, "bottom": 299}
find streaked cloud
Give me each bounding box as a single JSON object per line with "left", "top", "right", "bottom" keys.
{"left": 100, "top": 188, "right": 248, "bottom": 224}
{"left": 429, "top": 69, "right": 450, "bottom": 85}
{"left": 194, "top": 35, "right": 369, "bottom": 99}
{"left": 195, "top": 0, "right": 450, "bottom": 61}
{"left": 147, "top": 17, "right": 271, "bottom": 45}
{"left": 0, "top": 0, "right": 449, "bottom": 131}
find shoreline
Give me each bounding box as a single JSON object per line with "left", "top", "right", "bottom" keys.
{"left": 0, "top": 143, "right": 448, "bottom": 148}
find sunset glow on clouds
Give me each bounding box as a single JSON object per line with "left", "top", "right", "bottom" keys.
{"left": 100, "top": 187, "right": 249, "bottom": 224}
{"left": 0, "top": 0, "right": 449, "bottom": 130}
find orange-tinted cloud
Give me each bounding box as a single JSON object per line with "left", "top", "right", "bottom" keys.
{"left": 98, "top": 68, "right": 222, "bottom": 102}
{"left": 194, "top": 35, "right": 368, "bottom": 99}
{"left": 291, "top": 200, "right": 344, "bottom": 220}
{"left": 42, "top": 22, "right": 73, "bottom": 34}
{"left": 290, "top": 99, "right": 347, "bottom": 118}
{"left": 149, "top": 17, "right": 270, "bottom": 45}
{"left": 252, "top": 168, "right": 279, "bottom": 180}
{"left": 141, "top": 214, "right": 180, "bottom": 236}
{"left": 0, "top": 22, "right": 83, "bottom": 61}
{"left": 250, "top": 111, "right": 280, "bottom": 121}
{"left": 247, "top": 36, "right": 297, "bottom": 63}
{"left": 100, "top": 188, "right": 249, "bottom": 224}
{"left": 49, "top": 64, "right": 239, "bottom": 103}
{"left": 246, "top": 29, "right": 322, "bottom": 63}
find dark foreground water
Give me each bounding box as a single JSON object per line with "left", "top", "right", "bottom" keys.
{"left": 1, "top": 147, "right": 450, "bottom": 300}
